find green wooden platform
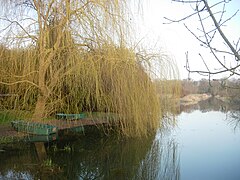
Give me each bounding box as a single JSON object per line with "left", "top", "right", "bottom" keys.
{"left": 24, "top": 133, "right": 58, "bottom": 142}
{"left": 10, "top": 112, "right": 118, "bottom": 138}
{"left": 11, "top": 120, "right": 58, "bottom": 135}
{"left": 56, "top": 113, "right": 86, "bottom": 120}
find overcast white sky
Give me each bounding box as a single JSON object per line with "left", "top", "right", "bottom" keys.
{"left": 132, "top": 0, "right": 240, "bottom": 80}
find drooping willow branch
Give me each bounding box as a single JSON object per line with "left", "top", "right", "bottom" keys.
{"left": 0, "top": 80, "right": 39, "bottom": 88}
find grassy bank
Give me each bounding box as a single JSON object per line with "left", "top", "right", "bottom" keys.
{"left": 0, "top": 110, "right": 33, "bottom": 125}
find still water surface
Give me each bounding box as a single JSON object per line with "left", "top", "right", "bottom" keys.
{"left": 0, "top": 98, "right": 240, "bottom": 180}
{"left": 175, "top": 110, "right": 240, "bottom": 180}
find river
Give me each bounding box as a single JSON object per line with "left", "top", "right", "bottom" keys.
{"left": 0, "top": 98, "right": 240, "bottom": 180}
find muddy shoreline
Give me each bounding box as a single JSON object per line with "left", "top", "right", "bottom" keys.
{"left": 180, "top": 94, "right": 212, "bottom": 106}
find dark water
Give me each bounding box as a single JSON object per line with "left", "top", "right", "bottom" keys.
{"left": 0, "top": 98, "right": 240, "bottom": 180}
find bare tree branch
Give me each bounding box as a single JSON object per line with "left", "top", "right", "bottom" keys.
{"left": 203, "top": 0, "right": 240, "bottom": 61}
{"left": 168, "top": 0, "right": 240, "bottom": 81}
{"left": 0, "top": 17, "right": 38, "bottom": 41}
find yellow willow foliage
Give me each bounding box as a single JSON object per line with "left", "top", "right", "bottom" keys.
{"left": 0, "top": 46, "right": 38, "bottom": 110}
{"left": 0, "top": 43, "right": 179, "bottom": 137}
{"left": 0, "top": 0, "right": 180, "bottom": 137}
{"left": 46, "top": 44, "right": 161, "bottom": 137}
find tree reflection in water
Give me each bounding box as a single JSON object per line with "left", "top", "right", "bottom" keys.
{"left": 48, "top": 133, "right": 156, "bottom": 179}
{"left": 134, "top": 130, "right": 180, "bottom": 180}
{"left": 34, "top": 142, "right": 47, "bottom": 162}
{"left": 180, "top": 97, "right": 240, "bottom": 114}
{"left": 0, "top": 120, "right": 181, "bottom": 180}
{"left": 227, "top": 111, "right": 240, "bottom": 132}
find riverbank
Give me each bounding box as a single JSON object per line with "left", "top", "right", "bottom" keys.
{"left": 0, "top": 125, "right": 25, "bottom": 144}
{"left": 180, "top": 94, "right": 212, "bottom": 106}
{"left": 0, "top": 94, "right": 232, "bottom": 141}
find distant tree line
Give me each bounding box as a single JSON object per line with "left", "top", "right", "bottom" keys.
{"left": 180, "top": 78, "right": 240, "bottom": 99}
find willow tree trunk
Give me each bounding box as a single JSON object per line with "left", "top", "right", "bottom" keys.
{"left": 32, "top": 59, "right": 49, "bottom": 121}
{"left": 32, "top": 95, "right": 47, "bottom": 121}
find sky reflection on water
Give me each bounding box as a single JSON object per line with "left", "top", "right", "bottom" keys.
{"left": 174, "top": 110, "right": 240, "bottom": 180}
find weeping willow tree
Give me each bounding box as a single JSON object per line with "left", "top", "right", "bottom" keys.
{"left": 0, "top": 0, "right": 179, "bottom": 137}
